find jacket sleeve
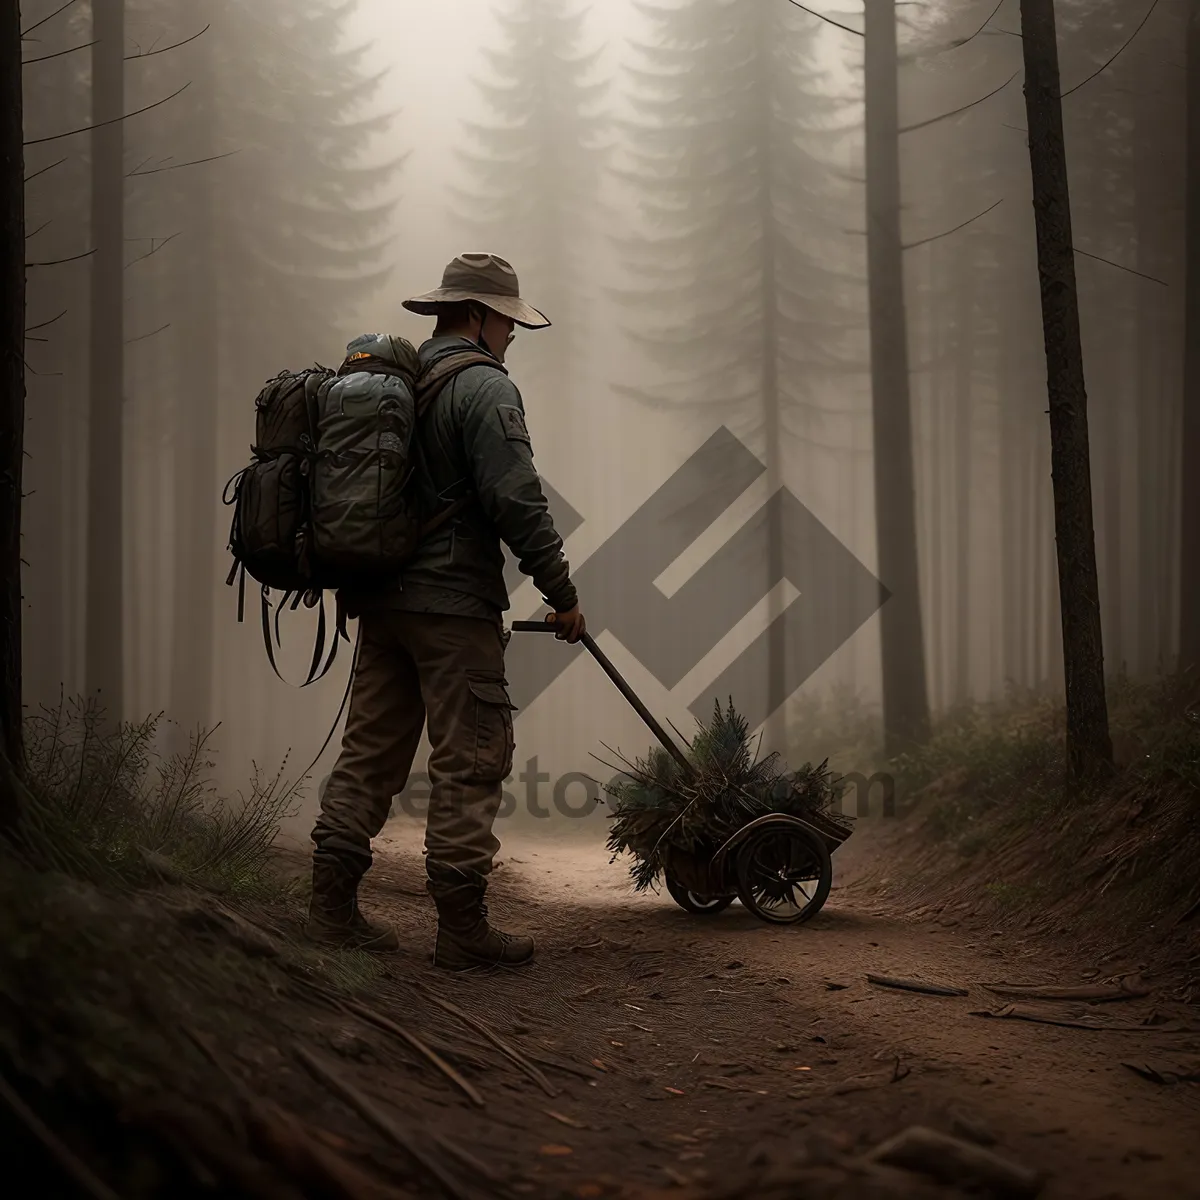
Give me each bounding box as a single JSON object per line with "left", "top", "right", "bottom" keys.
{"left": 457, "top": 373, "right": 579, "bottom": 613}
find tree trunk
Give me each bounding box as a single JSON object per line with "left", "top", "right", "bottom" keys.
{"left": 864, "top": 0, "right": 930, "bottom": 754}
{"left": 1019, "top": 0, "right": 1112, "bottom": 777}
{"left": 1029, "top": 440, "right": 1044, "bottom": 684}
{"left": 1098, "top": 337, "right": 1124, "bottom": 675}
{"left": 998, "top": 301, "right": 1021, "bottom": 689}
{"left": 0, "top": 0, "right": 26, "bottom": 795}
{"left": 1134, "top": 72, "right": 1165, "bottom": 678}
{"left": 953, "top": 250, "right": 974, "bottom": 705}
{"left": 758, "top": 7, "right": 786, "bottom": 759}
{"left": 169, "top": 27, "right": 218, "bottom": 741}
{"left": 1179, "top": 0, "right": 1200, "bottom": 671}
{"left": 86, "top": 0, "right": 126, "bottom": 721}
{"left": 926, "top": 246, "right": 946, "bottom": 712}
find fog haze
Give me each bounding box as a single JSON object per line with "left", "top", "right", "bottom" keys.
{"left": 18, "top": 0, "right": 1188, "bottom": 840}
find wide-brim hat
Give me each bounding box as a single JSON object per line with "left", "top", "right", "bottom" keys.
{"left": 402, "top": 253, "right": 551, "bottom": 329}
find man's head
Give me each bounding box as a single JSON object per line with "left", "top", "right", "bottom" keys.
{"left": 403, "top": 253, "right": 549, "bottom": 365}
{"left": 431, "top": 300, "right": 517, "bottom": 363}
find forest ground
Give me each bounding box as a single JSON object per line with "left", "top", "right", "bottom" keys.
{"left": 6, "top": 723, "right": 1200, "bottom": 1200}
{"left": 249, "top": 813, "right": 1200, "bottom": 1200}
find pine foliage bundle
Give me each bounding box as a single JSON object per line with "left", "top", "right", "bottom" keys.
{"left": 604, "top": 700, "right": 852, "bottom": 891}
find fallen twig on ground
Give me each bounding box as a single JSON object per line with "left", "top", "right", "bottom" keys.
{"left": 183, "top": 1026, "right": 402, "bottom": 1200}
{"left": 294, "top": 1043, "right": 473, "bottom": 1200}
{"left": 867, "top": 974, "right": 968, "bottom": 997}
{"left": 702, "top": 1077, "right": 768, "bottom": 1094}
{"left": 523, "top": 1051, "right": 603, "bottom": 1080}
{"left": 983, "top": 981, "right": 1150, "bottom": 1003}
{"left": 1121, "top": 1059, "right": 1200, "bottom": 1085}
{"left": 543, "top": 1108, "right": 590, "bottom": 1129}
{"left": 969, "top": 1004, "right": 1187, "bottom": 1031}
{"left": 338, "top": 996, "right": 485, "bottom": 1109}
{"left": 414, "top": 986, "right": 558, "bottom": 1098}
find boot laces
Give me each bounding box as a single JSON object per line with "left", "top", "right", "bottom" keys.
{"left": 475, "top": 900, "right": 516, "bottom": 946}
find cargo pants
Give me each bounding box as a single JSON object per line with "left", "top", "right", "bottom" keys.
{"left": 311, "top": 610, "right": 516, "bottom": 878}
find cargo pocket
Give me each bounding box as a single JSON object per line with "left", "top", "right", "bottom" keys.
{"left": 468, "top": 673, "right": 517, "bottom": 782}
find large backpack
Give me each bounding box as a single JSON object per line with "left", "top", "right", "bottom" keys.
{"left": 224, "top": 334, "right": 505, "bottom": 685}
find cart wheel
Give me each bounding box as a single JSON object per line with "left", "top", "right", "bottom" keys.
{"left": 734, "top": 823, "right": 832, "bottom": 925}
{"left": 664, "top": 873, "right": 735, "bottom": 916}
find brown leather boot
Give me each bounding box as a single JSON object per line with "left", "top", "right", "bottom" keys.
{"left": 426, "top": 860, "right": 534, "bottom": 971}
{"left": 306, "top": 852, "right": 400, "bottom": 953}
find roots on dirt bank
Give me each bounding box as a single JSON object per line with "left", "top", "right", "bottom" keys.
{"left": 851, "top": 673, "right": 1200, "bottom": 991}
{"left": 0, "top": 861, "right": 413, "bottom": 1200}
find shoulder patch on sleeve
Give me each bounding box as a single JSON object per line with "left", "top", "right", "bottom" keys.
{"left": 497, "top": 404, "right": 531, "bottom": 445}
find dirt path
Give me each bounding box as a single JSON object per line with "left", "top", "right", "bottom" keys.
{"left": 304, "top": 818, "right": 1199, "bottom": 1199}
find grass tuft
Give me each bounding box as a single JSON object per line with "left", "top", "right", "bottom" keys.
{"left": 14, "top": 696, "right": 303, "bottom": 898}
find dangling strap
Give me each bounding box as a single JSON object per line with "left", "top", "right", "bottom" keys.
{"left": 261, "top": 586, "right": 287, "bottom": 684}
{"left": 291, "top": 623, "right": 362, "bottom": 788}
{"left": 258, "top": 585, "right": 344, "bottom": 689}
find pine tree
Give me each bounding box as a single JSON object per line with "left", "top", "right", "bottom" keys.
{"left": 1, "top": 0, "right": 25, "bottom": 785}
{"left": 453, "top": 0, "right": 606, "bottom": 417}
{"left": 1181, "top": 0, "right": 1200, "bottom": 672}
{"left": 205, "top": 0, "right": 403, "bottom": 748}
{"left": 213, "top": 0, "right": 401, "bottom": 371}
{"left": 85, "top": 0, "right": 127, "bottom": 722}
{"left": 617, "top": 0, "right": 860, "bottom": 755}
{"left": 20, "top": 1, "right": 94, "bottom": 709}
{"left": 1019, "top": 0, "right": 1113, "bottom": 778}
{"left": 92, "top": 0, "right": 402, "bottom": 737}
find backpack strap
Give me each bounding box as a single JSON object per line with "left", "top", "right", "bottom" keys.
{"left": 413, "top": 350, "right": 508, "bottom": 415}
{"left": 412, "top": 350, "right": 510, "bottom": 537}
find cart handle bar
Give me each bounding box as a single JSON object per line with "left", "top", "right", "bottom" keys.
{"left": 510, "top": 621, "right": 694, "bottom": 779}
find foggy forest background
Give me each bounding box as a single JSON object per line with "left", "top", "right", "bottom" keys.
{"left": 16, "top": 0, "right": 1196, "bottom": 822}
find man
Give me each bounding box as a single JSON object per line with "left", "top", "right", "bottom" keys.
{"left": 307, "top": 253, "right": 585, "bottom": 970}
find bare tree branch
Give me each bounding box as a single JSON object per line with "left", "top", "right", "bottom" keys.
{"left": 26, "top": 248, "right": 95, "bottom": 268}
{"left": 23, "top": 81, "right": 192, "bottom": 146}
{"left": 25, "top": 157, "right": 67, "bottom": 183}
{"left": 1074, "top": 245, "right": 1167, "bottom": 286}
{"left": 125, "top": 323, "right": 171, "bottom": 346}
{"left": 21, "top": 0, "right": 82, "bottom": 39}
{"left": 125, "top": 24, "right": 209, "bottom": 60}
{"left": 900, "top": 71, "right": 1019, "bottom": 134}
{"left": 903, "top": 0, "right": 1006, "bottom": 58}
{"left": 125, "top": 231, "right": 182, "bottom": 268}
{"left": 22, "top": 39, "right": 96, "bottom": 65}
{"left": 902, "top": 198, "right": 1004, "bottom": 251}
{"left": 943, "top": 0, "right": 1006, "bottom": 50}
{"left": 127, "top": 149, "right": 241, "bottom": 177}
{"left": 782, "top": 0, "right": 863, "bottom": 37}
{"left": 25, "top": 309, "right": 68, "bottom": 334}
{"left": 23, "top": 359, "right": 64, "bottom": 377}
{"left": 1060, "top": 0, "right": 1162, "bottom": 98}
